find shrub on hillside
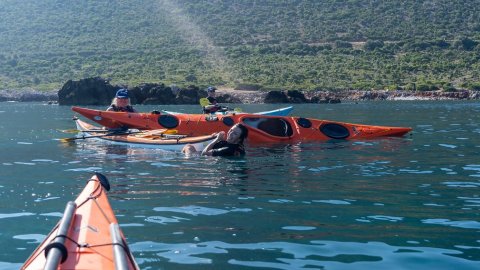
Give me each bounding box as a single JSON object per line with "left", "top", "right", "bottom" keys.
{"left": 416, "top": 84, "right": 430, "bottom": 91}
{"left": 364, "top": 40, "right": 384, "bottom": 51}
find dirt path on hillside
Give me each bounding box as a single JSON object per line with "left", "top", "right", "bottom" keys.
{"left": 216, "top": 87, "right": 259, "bottom": 94}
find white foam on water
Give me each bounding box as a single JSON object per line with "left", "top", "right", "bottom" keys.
{"left": 0, "top": 212, "right": 35, "bottom": 219}
{"left": 439, "top": 144, "right": 457, "bottom": 149}
{"left": 312, "top": 200, "right": 351, "bottom": 205}
{"left": 282, "top": 226, "right": 316, "bottom": 231}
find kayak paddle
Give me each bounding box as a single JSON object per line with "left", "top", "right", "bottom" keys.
{"left": 59, "top": 129, "right": 178, "bottom": 142}
{"left": 59, "top": 131, "right": 141, "bottom": 142}
{"left": 59, "top": 128, "right": 125, "bottom": 134}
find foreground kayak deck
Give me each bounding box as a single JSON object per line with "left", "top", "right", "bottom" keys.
{"left": 22, "top": 173, "right": 139, "bottom": 270}
{"left": 72, "top": 106, "right": 413, "bottom": 144}
{"left": 75, "top": 118, "right": 215, "bottom": 151}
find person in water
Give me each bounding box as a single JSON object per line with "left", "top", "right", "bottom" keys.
{"left": 107, "top": 89, "right": 136, "bottom": 112}
{"left": 203, "top": 86, "right": 228, "bottom": 113}
{"left": 182, "top": 123, "right": 249, "bottom": 157}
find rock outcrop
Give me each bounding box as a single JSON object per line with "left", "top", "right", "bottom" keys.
{"left": 174, "top": 85, "right": 202, "bottom": 104}
{"left": 58, "top": 77, "right": 117, "bottom": 105}
{"left": 264, "top": 91, "right": 289, "bottom": 103}
{"left": 129, "top": 83, "right": 175, "bottom": 105}
{"left": 56, "top": 78, "right": 243, "bottom": 105}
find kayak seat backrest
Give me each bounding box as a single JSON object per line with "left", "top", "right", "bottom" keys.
{"left": 256, "top": 118, "right": 293, "bottom": 137}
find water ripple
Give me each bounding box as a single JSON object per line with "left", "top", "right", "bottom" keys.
{"left": 463, "top": 165, "right": 480, "bottom": 171}
{"left": 269, "top": 199, "right": 294, "bottom": 204}
{"left": 308, "top": 165, "right": 345, "bottom": 172}
{"left": 312, "top": 200, "right": 352, "bottom": 205}
{"left": 363, "top": 215, "right": 404, "bottom": 222}
{"left": 153, "top": 205, "right": 251, "bottom": 216}
{"left": 130, "top": 240, "right": 478, "bottom": 270}
{"left": 0, "top": 212, "right": 35, "bottom": 219}
{"left": 399, "top": 169, "right": 434, "bottom": 174}
{"left": 64, "top": 166, "right": 103, "bottom": 172}
{"left": 39, "top": 212, "right": 63, "bottom": 217}
{"left": 150, "top": 162, "right": 180, "bottom": 168}
{"left": 145, "top": 216, "right": 190, "bottom": 225}
{"left": 443, "top": 182, "right": 480, "bottom": 188}
{"left": 31, "top": 159, "right": 59, "bottom": 163}
{"left": 13, "top": 234, "right": 45, "bottom": 244}
{"left": 0, "top": 262, "right": 23, "bottom": 270}
{"left": 34, "top": 196, "right": 60, "bottom": 202}
{"left": 439, "top": 144, "right": 457, "bottom": 149}
{"left": 422, "top": 219, "right": 480, "bottom": 229}
{"left": 458, "top": 197, "right": 480, "bottom": 207}
{"left": 13, "top": 162, "right": 36, "bottom": 166}
{"left": 281, "top": 226, "right": 316, "bottom": 231}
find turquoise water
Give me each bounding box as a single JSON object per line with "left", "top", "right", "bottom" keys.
{"left": 1, "top": 101, "right": 479, "bottom": 269}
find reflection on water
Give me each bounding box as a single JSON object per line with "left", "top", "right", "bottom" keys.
{"left": 1, "top": 102, "right": 480, "bottom": 269}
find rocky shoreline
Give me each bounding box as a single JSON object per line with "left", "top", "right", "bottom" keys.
{"left": 1, "top": 77, "right": 479, "bottom": 104}
{"left": 0, "top": 89, "right": 58, "bottom": 102}
{"left": 221, "top": 88, "right": 480, "bottom": 104}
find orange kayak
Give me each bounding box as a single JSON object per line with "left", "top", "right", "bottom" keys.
{"left": 72, "top": 106, "right": 412, "bottom": 143}
{"left": 22, "top": 173, "right": 139, "bottom": 270}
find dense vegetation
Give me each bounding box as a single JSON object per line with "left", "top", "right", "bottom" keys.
{"left": 0, "top": 0, "right": 479, "bottom": 91}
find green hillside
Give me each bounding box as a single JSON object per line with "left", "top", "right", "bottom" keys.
{"left": 1, "top": 0, "right": 479, "bottom": 91}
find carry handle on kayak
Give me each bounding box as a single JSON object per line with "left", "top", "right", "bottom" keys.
{"left": 110, "top": 223, "right": 130, "bottom": 270}
{"left": 44, "top": 201, "right": 77, "bottom": 270}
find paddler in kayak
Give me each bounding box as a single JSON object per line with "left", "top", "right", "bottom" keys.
{"left": 203, "top": 86, "right": 228, "bottom": 113}
{"left": 107, "top": 88, "right": 137, "bottom": 112}
{"left": 182, "top": 123, "right": 249, "bottom": 157}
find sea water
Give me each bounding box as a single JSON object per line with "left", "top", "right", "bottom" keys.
{"left": 0, "top": 101, "right": 479, "bottom": 269}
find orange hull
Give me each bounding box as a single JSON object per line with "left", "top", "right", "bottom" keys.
{"left": 72, "top": 106, "right": 412, "bottom": 143}
{"left": 22, "top": 173, "right": 139, "bottom": 270}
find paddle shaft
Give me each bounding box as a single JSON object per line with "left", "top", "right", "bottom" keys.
{"left": 110, "top": 223, "right": 130, "bottom": 270}
{"left": 62, "top": 130, "right": 142, "bottom": 141}
{"left": 44, "top": 201, "right": 76, "bottom": 270}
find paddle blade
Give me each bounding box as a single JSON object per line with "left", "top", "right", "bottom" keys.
{"left": 141, "top": 128, "right": 177, "bottom": 135}
{"left": 234, "top": 107, "right": 243, "bottom": 112}
{"left": 199, "top": 98, "right": 209, "bottom": 107}
{"left": 58, "top": 129, "right": 81, "bottom": 134}
{"left": 163, "top": 129, "right": 178, "bottom": 135}
{"left": 147, "top": 129, "right": 178, "bottom": 135}
{"left": 59, "top": 137, "right": 76, "bottom": 143}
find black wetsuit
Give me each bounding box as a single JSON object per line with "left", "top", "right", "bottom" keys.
{"left": 211, "top": 141, "right": 245, "bottom": 157}
{"left": 207, "top": 96, "right": 217, "bottom": 105}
